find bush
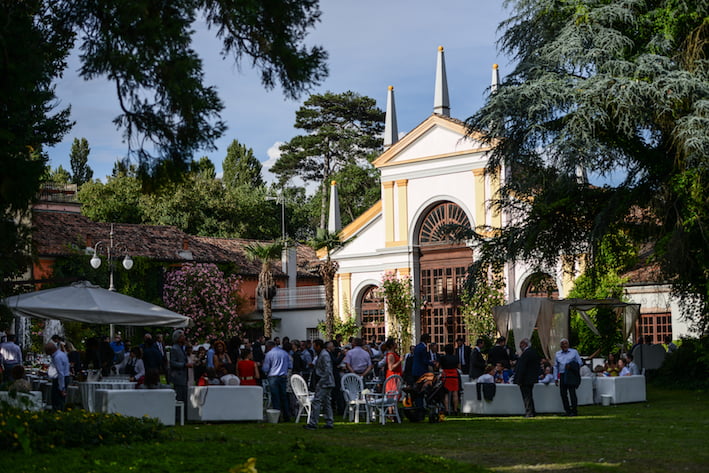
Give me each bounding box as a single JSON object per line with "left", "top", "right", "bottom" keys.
{"left": 0, "top": 407, "right": 165, "bottom": 453}
{"left": 651, "top": 336, "right": 709, "bottom": 390}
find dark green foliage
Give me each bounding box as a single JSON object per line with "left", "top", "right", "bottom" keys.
{"left": 222, "top": 139, "right": 264, "bottom": 190}
{"left": 69, "top": 137, "right": 93, "bottom": 185}
{"left": 0, "top": 407, "right": 164, "bottom": 453}
{"left": 49, "top": 165, "right": 72, "bottom": 185}
{"left": 2, "top": 0, "right": 326, "bottom": 291}
{"left": 653, "top": 336, "right": 709, "bottom": 390}
{"left": 466, "top": 0, "right": 709, "bottom": 327}
{"left": 0, "top": 0, "right": 73, "bottom": 291}
{"left": 273, "top": 91, "right": 384, "bottom": 230}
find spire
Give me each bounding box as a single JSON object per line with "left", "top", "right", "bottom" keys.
{"left": 328, "top": 180, "right": 342, "bottom": 233}
{"left": 433, "top": 46, "right": 450, "bottom": 117}
{"left": 491, "top": 63, "right": 500, "bottom": 94}
{"left": 384, "top": 85, "right": 399, "bottom": 149}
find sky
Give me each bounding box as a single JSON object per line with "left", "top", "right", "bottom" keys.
{"left": 46, "top": 1, "right": 512, "bottom": 183}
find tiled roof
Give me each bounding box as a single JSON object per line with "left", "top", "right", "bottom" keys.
{"left": 32, "top": 210, "right": 320, "bottom": 279}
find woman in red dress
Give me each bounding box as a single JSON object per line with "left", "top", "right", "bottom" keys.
{"left": 440, "top": 343, "right": 461, "bottom": 414}
{"left": 237, "top": 348, "right": 259, "bottom": 386}
{"left": 384, "top": 339, "right": 402, "bottom": 393}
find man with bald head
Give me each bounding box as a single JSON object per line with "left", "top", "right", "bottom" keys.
{"left": 45, "top": 342, "right": 71, "bottom": 410}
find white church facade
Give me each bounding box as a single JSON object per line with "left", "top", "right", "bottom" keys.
{"left": 325, "top": 47, "right": 692, "bottom": 347}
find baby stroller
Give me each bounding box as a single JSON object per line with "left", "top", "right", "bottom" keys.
{"left": 402, "top": 372, "right": 448, "bottom": 423}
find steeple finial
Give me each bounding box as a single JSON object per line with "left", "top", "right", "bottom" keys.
{"left": 384, "top": 85, "right": 399, "bottom": 149}
{"left": 491, "top": 63, "right": 500, "bottom": 94}
{"left": 434, "top": 46, "right": 450, "bottom": 117}
{"left": 328, "top": 180, "right": 342, "bottom": 233}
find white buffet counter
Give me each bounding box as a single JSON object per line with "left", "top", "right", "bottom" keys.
{"left": 95, "top": 389, "right": 176, "bottom": 425}
{"left": 462, "top": 377, "right": 595, "bottom": 415}
{"left": 187, "top": 385, "right": 263, "bottom": 422}
{"left": 594, "top": 375, "right": 646, "bottom": 404}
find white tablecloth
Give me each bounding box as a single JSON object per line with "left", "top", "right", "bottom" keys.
{"left": 462, "top": 377, "right": 595, "bottom": 415}
{"left": 79, "top": 381, "right": 135, "bottom": 412}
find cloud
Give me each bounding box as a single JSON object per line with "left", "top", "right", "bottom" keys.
{"left": 261, "top": 142, "right": 284, "bottom": 184}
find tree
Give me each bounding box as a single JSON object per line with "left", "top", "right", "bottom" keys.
{"left": 308, "top": 230, "right": 345, "bottom": 340}
{"left": 306, "top": 163, "right": 380, "bottom": 227}
{"left": 78, "top": 173, "right": 145, "bottom": 224}
{"left": 0, "top": 1, "right": 72, "bottom": 289}
{"left": 222, "top": 140, "right": 264, "bottom": 191}
{"left": 163, "top": 263, "right": 244, "bottom": 341}
{"left": 2, "top": 0, "right": 327, "bottom": 290}
{"left": 272, "top": 91, "right": 384, "bottom": 231}
{"left": 244, "top": 241, "right": 284, "bottom": 338}
{"left": 69, "top": 137, "right": 93, "bottom": 185}
{"left": 465, "top": 0, "right": 709, "bottom": 328}
{"left": 49, "top": 165, "right": 72, "bottom": 185}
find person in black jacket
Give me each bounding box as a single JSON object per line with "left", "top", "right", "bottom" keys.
{"left": 514, "top": 337, "right": 540, "bottom": 417}
{"left": 487, "top": 336, "right": 512, "bottom": 369}
{"left": 469, "top": 338, "right": 487, "bottom": 379}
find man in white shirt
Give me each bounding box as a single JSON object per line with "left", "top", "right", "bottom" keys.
{"left": 554, "top": 338, "right": 583, "bottom": 416}
{"left": 0, "top": 334, "right": 23, "bottom": 383}
{"left": 626, "top": 353, "right": 640, "bottom": 375}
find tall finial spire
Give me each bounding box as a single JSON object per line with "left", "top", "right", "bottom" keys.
{"left": 328, "top": 180, "right": 342, "bottom": 234}
{"left": 384, "top": 85, "right": 399, "bottom": 149}
{"left": 491, "top": 63, "right": 500, "bottom": 94}
{"left": 434, "top": 46, "right": 450, "bottom": 117}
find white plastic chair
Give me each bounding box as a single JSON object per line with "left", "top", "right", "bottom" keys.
{"left": 289, "top": 374, "right": 313, "bottom": 423}
{"left": 365, "top": 374, "right": 403, "bottom": 425}
{"left": 341, "top": 373, "right": 367, "bottom": 423}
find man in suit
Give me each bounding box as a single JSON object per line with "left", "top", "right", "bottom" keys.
{"left": 469, "top": 338, "right": 487, "bottom": 379}
{"left": 514, "top": 337, "right": 540, "bottom": 417}
{"left": 169, "top": 330, "right": 193, "bottom": 404}
{"left": 455, "top": 337, "right": 471, "bottom": 374}
{"left": 428, "top": 342, "right": 440, "bottom": 371}
{"left": 412, "top": 333, "right": 432, "bottom": 380}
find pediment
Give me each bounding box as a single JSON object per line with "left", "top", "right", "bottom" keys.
{"left": 373, "top": 114, "right": 494, "bottom": 168}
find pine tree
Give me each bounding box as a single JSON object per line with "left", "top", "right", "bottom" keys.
{"left": 70, "top": 137, "right": 93, "bottom": 185}
{"left": 222, "top": 140, "right": 264, "bottom": 190}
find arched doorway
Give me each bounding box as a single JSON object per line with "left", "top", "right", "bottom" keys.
{"left": 417, "top": 202, "right": 473, "bottom": 346}
{"left": 358, "top": 285, "right": 386, "bottom": 343}
{"left": 522, "top": 273, "right": 559, "bottom": 299}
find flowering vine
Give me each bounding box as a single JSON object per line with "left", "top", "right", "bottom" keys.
{"left": 379, "top": 271, "right": 416, "bottom": 349}
{"left": 163, "top": 263, "right": 244, "bottom": 342}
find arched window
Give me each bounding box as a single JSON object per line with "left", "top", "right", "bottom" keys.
{"left": 419, "top": 202, "right": 471, "bottom": 244}
{"left": 522, "top": 273, "right": 559, "bottom": 299}
{"left": 359, "top": 285, "right": 385, "bottom": 342}
{"left": 417, "top": 201, "right": 473, "bottom": 345}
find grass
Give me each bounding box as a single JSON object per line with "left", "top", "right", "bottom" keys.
{"left": 3, "top": 386, "right": 707, "bottom": 473}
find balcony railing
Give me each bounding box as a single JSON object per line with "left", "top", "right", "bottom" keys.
{"left": 256, "top": 285, "right": 325, "bottom": 310}
{"left": 39, "top": 182, "right": 78, "bottom": 202}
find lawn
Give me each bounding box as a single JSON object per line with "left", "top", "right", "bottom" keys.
{"left": 3, "top": 386, "right": 707, "bottom": 473}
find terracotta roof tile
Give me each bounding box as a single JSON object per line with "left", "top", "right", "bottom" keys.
{"left": 32, "top": 210, "right": 320, "bottom": 279}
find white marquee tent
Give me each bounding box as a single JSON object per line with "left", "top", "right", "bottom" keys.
{"left": 493, "top": 298, "right": 641, "bottom": 359}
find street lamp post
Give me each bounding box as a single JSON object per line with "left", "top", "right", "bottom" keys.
{"left": 266, "top": 190, "right": 286, "bottom": 241}
{"left": 90, "top": 223, "right": 133, "bottom": 291}
{"left": 90, "top": 223, "right": 133, "bottom": 338}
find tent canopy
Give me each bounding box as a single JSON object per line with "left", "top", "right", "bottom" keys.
{"left": 2, "top": 281, "right": 191, "bottom": 328}
{"left": 493, "top": 298, "right": 640, "bottom": 359}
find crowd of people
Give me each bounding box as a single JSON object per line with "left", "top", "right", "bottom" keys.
{"left": 0, "top": 328, "right": 653, "bottom": 421}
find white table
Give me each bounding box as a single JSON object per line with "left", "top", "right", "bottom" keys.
{"left": 462, "top": 377, "right": 595, "bottom": 415}
{"left": 95, "top": 389, "right": 176, "bottom": 425}
{"left": 187, "top": 386, "right": 263, "bottom": 422}
{"left": 79, "top": 381, "right": 135, "bottom": 412}
{"left": 594, "top": 375, "right": 646, "bottom": 404}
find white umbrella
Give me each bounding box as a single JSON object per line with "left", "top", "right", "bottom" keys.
{"left": 3, "top": 281, "right": 191, "bottom": 327}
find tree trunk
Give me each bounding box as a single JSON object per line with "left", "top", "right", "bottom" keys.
{"left": 319, "top": 258, "right": 339, "bottom": 340}
{"left": 263, "top": 297, "right": 273, "bottom": 339}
